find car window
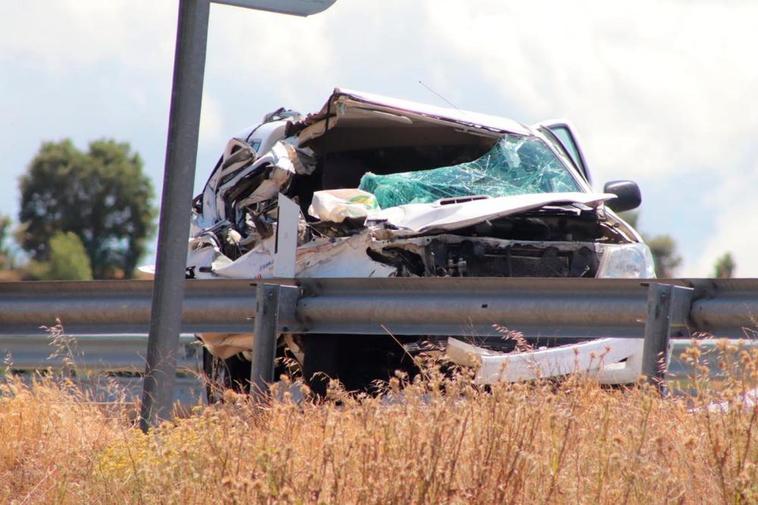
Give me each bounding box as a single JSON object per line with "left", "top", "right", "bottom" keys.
{"left": 359, "top": 134, "right": 582, "bottom": 208}
{"left": 539, "top": 124, "right": 590, "bottom": 183}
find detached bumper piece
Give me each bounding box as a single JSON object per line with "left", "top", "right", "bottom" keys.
{"left": 446, "top": 336, "right": 644, "bottom": 385}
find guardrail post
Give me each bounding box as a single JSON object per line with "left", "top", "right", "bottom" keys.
{"left": 251, "top": 283, "right": 279, "bottom": 400}
{"left": 641, "top": 283, "right": 693, "bottom": 391}
{"left": 250, "top": 282, "right": 300, "bottom": 401}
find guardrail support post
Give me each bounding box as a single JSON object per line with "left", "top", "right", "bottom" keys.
{"left": 641, "top": 283, "right": 693, "bottom": 391}
{"left": 250, "top": 282, "right": 300, "bottom": 401}
{"left": 251, "top": 283, "right": 279, "bottom": 400}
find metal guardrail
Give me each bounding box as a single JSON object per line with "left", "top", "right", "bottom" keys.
{"left": 1, "top": 277, "right": 757, "bottom": 421}
{"left": 2, "top": 278, "right": 757, "bottom": 397}
{"left": 0, "top": 279, "right": 256, "bottom": 335}
{"left": 2, "top": 278, "right": 757, "bottom": 338}
{"left": 0, "top": 333, "right": 201, "bottom": 372}
{"left": 4, "top": 332, "right": 746, "bottom": 375}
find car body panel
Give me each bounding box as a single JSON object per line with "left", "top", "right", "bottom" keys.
{"left": 368, "top": 192, "right": 615, "bottom": 233}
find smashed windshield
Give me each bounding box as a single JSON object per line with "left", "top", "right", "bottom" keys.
{"left": 359, "top": 134, "right": 581, "bottom": 208}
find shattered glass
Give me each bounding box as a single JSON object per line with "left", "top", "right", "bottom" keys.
{"left": 359, "top": 135, "right": 580, "bottom": 208}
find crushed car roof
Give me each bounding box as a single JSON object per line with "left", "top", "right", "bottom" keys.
{"left": 293, "top": 88, "right": 532, "bottom": 137}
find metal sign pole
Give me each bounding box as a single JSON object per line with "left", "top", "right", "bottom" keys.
{"left": 139, "top": 0, "right": 337, "bottom": 431}
{"left": 140, "top": 0, "right": 210, "bottom": 432}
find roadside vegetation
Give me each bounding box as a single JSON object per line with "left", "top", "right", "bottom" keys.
{"left": 1, "top": 342, "right": 756, "bottom": 505}
{"left": 0, "top": 138, "right": 156, "bottom": 281}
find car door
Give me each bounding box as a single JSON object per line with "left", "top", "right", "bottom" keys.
{"left": 535, "top": 120, "right": 592, "bottom": 184}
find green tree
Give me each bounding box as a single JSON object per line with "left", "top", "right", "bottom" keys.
{"left": 0, "top": 215, "right": 13, "bottom": 270}
{"left": 620, "top": 211, "right": 682, "bottom": 277}
{"left": 35, "top": 232, "right": 93, "bottom": 280}
{"left": 646, "top": 235, "right": 682, "bottom": 278}
{"left": 712, "top": 252, "right": 736, "bottom": 278}
{"left": 18, "top": 139, "right": 156, "bottom": 278}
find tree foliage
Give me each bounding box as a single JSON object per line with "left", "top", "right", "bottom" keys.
{"left": 646, "top": 235, "right": 682, "bottom": 278}
{"left": 713, "top": 252, "right": 736, "bottom": 278}
{"left": 619, "top": 211, "right": 682, "bottom": 277}
{"left": 18, "top": 139, "right": 156, "bottom": 279}
{"left": 35, "top": 231, "right": 93, "bottom": 280}
{"left": 0, "top": 215, "right": 13, "bottom": 270}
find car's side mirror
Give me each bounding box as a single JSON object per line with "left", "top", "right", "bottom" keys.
{"left": 603, "top": 180, "right": 641, "bottom": 212}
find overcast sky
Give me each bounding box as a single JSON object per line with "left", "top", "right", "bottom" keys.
{"left": 1, "top": 0, "right": 756, "bottom": 276}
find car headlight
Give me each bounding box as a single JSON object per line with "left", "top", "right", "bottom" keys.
{"left": 596, "top": 243, "right": 656, "bottom": 278}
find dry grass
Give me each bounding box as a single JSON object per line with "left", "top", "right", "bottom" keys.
{"left": 1, "top": 342, "right": 756, "bottom": 505}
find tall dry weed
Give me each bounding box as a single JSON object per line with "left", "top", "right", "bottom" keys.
{"left": 0, "top": 340, "right": 755, "bottom": 504}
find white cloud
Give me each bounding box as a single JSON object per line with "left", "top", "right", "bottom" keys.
{"left": 0, "top": 1, "right": 176, "bottom": 72}
{"left": 1, "top": 0, "right": 757, "bottom": 275}
{"left": 199, "top": 91, "right": 225, "bottom": 147}
{"left": 422, "top": 0, "right": 758, "bottom": 182}
{"left": 198, "top": 3, "right": 337, "bottom": 149}
{"left": 691, "top": 161, "right": 758, "bottom": 277}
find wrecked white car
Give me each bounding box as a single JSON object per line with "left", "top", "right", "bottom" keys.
{"left": 188, "top": 89, "right": 655, "bottom": 394}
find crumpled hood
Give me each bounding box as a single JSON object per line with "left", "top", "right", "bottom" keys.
{"left": 367, "top": 192, "right": 615, "bottom": 233}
